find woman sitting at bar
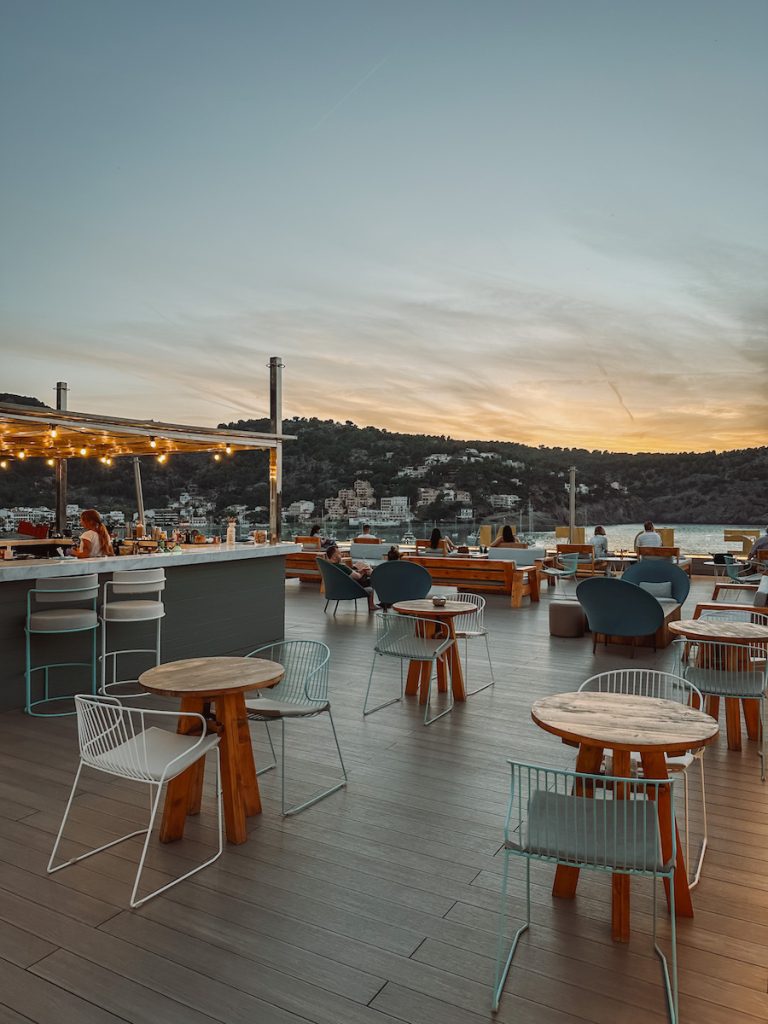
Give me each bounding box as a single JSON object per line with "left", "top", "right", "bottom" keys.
{"left": 71, "top": 508, "right": 114, "bottom": 558}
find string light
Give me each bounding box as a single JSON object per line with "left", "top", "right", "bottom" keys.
{"left": 213, "top": 453, "right": 221, "bottom": 462}
{"left": 17, "top": 451, "right": 26, "bottom": 460}
{"left": 149, "top": 436, "right": 157, "bottom": 449}
{"left": 0, "top": 460, "right": 7, "bottom": 469}
{"left": 79, "top": 447, "right": 87, "bottom": 456}
{"left": 157, "top": 453, "right": 167, "bottom": 464}
{"left": 225, "top": 445, "right": 232, "bottom": 455}
{"left": 106, "top": 457, "right": 113, "bottom": 466}
{"left": 49, "top": 426, "right": 58, "bottom": 439}
{"left": 46, "top": 458, "right": 55, "bottom": 467}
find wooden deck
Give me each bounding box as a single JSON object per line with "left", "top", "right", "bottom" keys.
{"left": 0, "top": 576, "right": 766, "bottom": 1023}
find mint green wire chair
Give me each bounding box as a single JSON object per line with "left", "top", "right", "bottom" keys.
{"left": 675, "top": 638, "right": 767, "bottom": 781}
{"left": 363, "top": 611, "right": 455, "bottom": 725}
{"left": 244, "top": 640, "right": 347, "bottom": 815}
{"left": 492, "top": 761, "right": 678, "bottom": 1022}
{"left": 542, "top": 552, "right": 579, "bottom": 596}
{"left": 579, "top": 669, "right": 707, "bottom": 888}
{"left": 724, "top": 559, "right": 763, "bottom": 596}
{"left": 25, "top": 574, "right": 99, "bottom": 717}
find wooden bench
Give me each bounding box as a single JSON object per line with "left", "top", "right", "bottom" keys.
{"left": 285, "top": 551, "right": 323, "bottom": 582}
{"left": 405, "top": 555, "right": 542, "bottom": 608}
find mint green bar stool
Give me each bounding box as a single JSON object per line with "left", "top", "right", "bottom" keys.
{"left": 25, "top": 574, "right": 99, "bottom": 717}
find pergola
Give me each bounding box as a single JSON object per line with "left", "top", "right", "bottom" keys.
{"left": 0, "top": 360, "right": 290, "bottom": 538}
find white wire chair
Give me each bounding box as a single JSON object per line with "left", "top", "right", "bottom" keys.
{"left": 363, "top": 612, "right": 455, "bottom": 726}
{"left": 541, "top": 553, "right": 579, "bottom": 597}
{"left": 675, "top": 638, "right": 768, "bottom": 781}
{"left": 696, "top": 608, "right": 768, "bottom": 628}
{"left": 99, "top": 568, "right": 166, "bottom": 699}
{"left": 451, "top": 593, "right": 495, "bottom": 695}
{"left": 48, "top": 694, "right": 222, "bottom": 908}
{"left": 244, "top": 640, "right": 347, "bottom": 816}
{"left": 492, "top": 761, "right": 678, "bottom": 1022}
{"left": 578, "top": 669, "right": 707, "bottom": 888}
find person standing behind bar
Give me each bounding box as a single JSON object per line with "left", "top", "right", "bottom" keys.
{"left": 71, "top": 509, "right": 114, "bottom": 558}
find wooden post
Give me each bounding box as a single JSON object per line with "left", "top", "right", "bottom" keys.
{"left": 269, "top": 356, "right": 283, "bottom": 544}
{"left": 133, "top": 457, "right": 145, "bottom": 531}
{"left": 54, "top": 382, "right": 68, "bottom": 533}
{"left": 568, "top": 466, "right": 576, "bottom": 543}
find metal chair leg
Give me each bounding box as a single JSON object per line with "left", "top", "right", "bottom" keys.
{"left": 465, "top": 633, "right": 495, "bottom": 697}
{"left": 363, "top": 653, "right": 402, "bottom": 716}
{"left": 256, "top": 721, "right": 277, "bottom": 776}
{"left": 280, "top": 711, "right": 348, "bottom": 816}
{"left": 423, "top": 661, "right": 454, "bottom": 726}
{"left": 491, "top": 852, "right": 529, "bottom": 1012}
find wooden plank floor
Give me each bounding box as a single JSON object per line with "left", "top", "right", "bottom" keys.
{"left": 1, "top": 577, "right": 767, "bottom": 1023}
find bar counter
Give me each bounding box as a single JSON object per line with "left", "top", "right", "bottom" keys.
{"left": 0, "top": 542, "right": 298, "bottom": 712}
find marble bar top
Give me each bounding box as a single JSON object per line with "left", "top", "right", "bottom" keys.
{"left": 0, "top": 541, "right": 299, "bottom": 582}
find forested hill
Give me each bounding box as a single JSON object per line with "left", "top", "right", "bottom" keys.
{"left": 1, "top": 397, "right": 766, "bottom": 525}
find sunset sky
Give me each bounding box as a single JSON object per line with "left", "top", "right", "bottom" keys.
{"left": 1, "top": 1, "right": 766, "bottom": 453}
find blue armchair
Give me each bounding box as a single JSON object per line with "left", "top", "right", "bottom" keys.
{"left": 622, "top": 560, "right": 690, "bottom": 605}
{"left": 576, "top": 578, "right": 665, "bottom": 653}
{"left": 371, "top": 561, "right": 431, "bottom": 608}
{"left": 317, "top": 558, "right": 371, "bottom": 615}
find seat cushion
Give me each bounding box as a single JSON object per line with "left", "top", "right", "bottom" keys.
{"left": 29, "top": 608, "right": 98, "bottom": 631}
{"left": 519, "top": 790, "right": 664, "bottom": 871}
{"left": 103, "top": 600, "right": 165, "bottom": 622}
{"left": 639, "top": 581, "right": 672, "bottom": 599}
{"left": 85, "top": 726, "right": 219, "bottom": 782}
{"left": 245, "top": 697, "right": 329, "bottom": 718}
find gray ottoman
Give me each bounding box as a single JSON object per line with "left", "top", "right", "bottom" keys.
{"left": 549, "top": 600, "right": 586, "bottom": 637}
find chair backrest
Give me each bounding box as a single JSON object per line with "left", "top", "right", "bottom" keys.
{"left": 697, "top": 608, "right": 768, "bottom": 627}
{"left": 370, "top": 561, "right": 431, "bottom": 605}
{"left": 657, "top": 528, "right": 675, "bottom": 547}
{"left": 295, "top": 535, "right": 321, "bottom": 549}
{"left": 674, "top": 638, "right": 768, "bottom": 697}
{"left": 488, "top": 546, "right": 546, "bottom": 565}
{"left": 353, "top": 535, "right": 381, "bottom": 544}
{"left": 557, "top": 553, "right": 580, "bottom": 572}
{"left": 556, "top": 544, "right": 595, "bottom": 564}
{"left": 349, "top": 541, "right": 391, "bottom": 561}
{"left": 579, "top": 669, "right": 701, "bottom": 707}
{"left": 75, "top": 694, "right": 206, "bottom": 781}
{"left": 247, "top": 640, "right": 329, "bottom": 705}
{"left": 503, "top": 761, "right": 674, "bottom": 874}
{"left": 415, "top": 538, "right": 448, "bottom": 556}
{"left": 451, "top": 592, "right": 486, "bottom": 633}
{"left": 725, "top": 561, "right": 754, "bottom": 583}
{"left": 31, "top": 573, "right": 99, "bottom": 605}
{"left": 621, "top": 559, "right": 690, "bottom": 604}
{"left": 638, "top": 545, "right": 681, "bottom": 562}
{"left": 576, "top": 578, "right": 665, "bottom": 638}
{"left": 316, "top": 558, "right": 368, "bottom": 600}
{"left": 110, "top": 568, "right": 166, "bottom": 596}
{"left": 724, "top": 529, "right": 759, "bottom": 557}
{"left": 373, "top": 611, "right": 450, "bottom": 657}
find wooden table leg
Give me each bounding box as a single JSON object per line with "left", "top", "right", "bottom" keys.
{"left": 160, "top": 696, "right": 205, "bottom": 843}
{"left": 418, "top": 661, "right": 431, "bottom": 704}
{"left": 436, "top": 653, "right": 449, "bottom": 693}
{"left": 217, "top": 694, "right": 248, "bottom": 844}
{"left": 233, "top": 692, "right": 261, "bottom": 817}
{"left": 405, "top": 659, "right": 421, "bottom": 696}
{"left": 725, "top": 698, "right": 742, "bottom": 751}
{"left": 448, "top": 638, "right": 466, "bottom": 702}
{"left": 743, "top": 698, "right": 760, "bottom": 741}
{"left": 552, "top": 744, "right": 604, "bottom": 899}
{"left": 640, "top": 751, "right": 694, "bottom": 919}
{"left": 611, "top": 749, "right": 631, "bottom": 943}
{"left": 529, "top": 568, "right": 540, "bottom": 603}
{"left": 706, "top": 695, "right": 720, "bottom": 721}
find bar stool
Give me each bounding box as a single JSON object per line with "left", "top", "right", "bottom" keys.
{"left": 99, "top": 569, "right": 166, "bottom": 698}
{"left": 25, "top": 574, "right": 100, "bottom": 717}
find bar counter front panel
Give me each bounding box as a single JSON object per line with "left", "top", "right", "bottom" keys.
{"left": 0, "top": 544, "right": 298, "bottom": 713}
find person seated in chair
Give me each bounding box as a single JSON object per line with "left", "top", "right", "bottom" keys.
{"left": 490, "top": 524, "right": 518, "bottom": 548}
{"left": 325, "top": 544, "right": 376, "bottom": 610}
{"left": 429, "top": 527, "right": 456, "bottom": 553}
{"left": 748, "top": 527, "right": 768, "bottom": 561}
{"left": 591, "top": 525, "right": 609, "bottom": 559}
{"left": 634, "top": 520, "right": 662, "bottom": 551}
{"left": 355, "top": 524, "right": 380, "bottom": 542}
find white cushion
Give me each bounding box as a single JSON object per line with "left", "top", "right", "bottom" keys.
{"left": 29, "top": 608, "right": 98, "bottom": 631}
{"left": 245, "top": 697, "right": 329, "bottom": 718}
{"left": 349, "top": 542, "right": 391, "bottom": 560}
{"left": 86, "top": 726, "right": 219, "bottom": 782}
{"left": 639, "top": 581, "right": 673, "bottom": 599}
{"left": 103, "top": 600, "right": 165, "bottom": 622}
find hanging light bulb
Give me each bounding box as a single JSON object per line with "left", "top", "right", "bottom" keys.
{"left": 106, "top": 457, "right": 113, "bottom": 466}
{"left": 213, "top": 453, "right": 221, "bottom": 462}
{"left": 149, "top": 436, "right": 157, "bottom": 449}
{"left": 80, "top": 447, "right": 87, "bottom": 456}
{"left": 157, "top": 453, "right": 167, "bottom": 464}
{"left": 17, "top": 451, "right": 26, "bottom": 460}
{"left": 46, "top": 458, "right": 55, "bottom": 467}
{"left": 0, "top": 460, "right": 7, "bottom": 469}
{"left": 50, "top": 425, "right": 58, "bottom": 439}
{"left": 225, "top": 445, "right": 232, "bottom": 455}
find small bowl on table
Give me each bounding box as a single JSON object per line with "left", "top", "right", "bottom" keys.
{"left": 431, "top": 596, "right": 447, "bottom": 608}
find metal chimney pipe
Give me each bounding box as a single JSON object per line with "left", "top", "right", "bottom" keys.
{"left": 269, "top": 357, "right": 284, "bottom": 544}
{"left": 55, "top": 382, "right": 68, "bottom": 534}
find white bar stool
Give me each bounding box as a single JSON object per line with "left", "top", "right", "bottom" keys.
{"left": 99, "top": 569, "right": 166, "bottom": 698}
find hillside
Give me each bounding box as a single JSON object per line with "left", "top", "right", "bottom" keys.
{"left": 2, "top": 394, "right": 765, "bottom": 525}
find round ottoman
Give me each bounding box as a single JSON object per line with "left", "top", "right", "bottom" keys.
{"left": 549, "top": 600, "right": 586, "bottom": 638}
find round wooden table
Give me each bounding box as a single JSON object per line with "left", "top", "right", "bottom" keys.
{"left": 668, "top": 618, "right": 768, "bottom": 751}
{"left": 532, "top": 690, "right": 719, "bottom": 943}
{"left": 140, "top": 657, "right": 284, "bottom": 845}
{"left": 392, "top": 600, "right": 477, "bottom": 703}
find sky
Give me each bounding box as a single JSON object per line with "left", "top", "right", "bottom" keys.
{"left": 1, "top": 0, "right": 766, "bottom": 453}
